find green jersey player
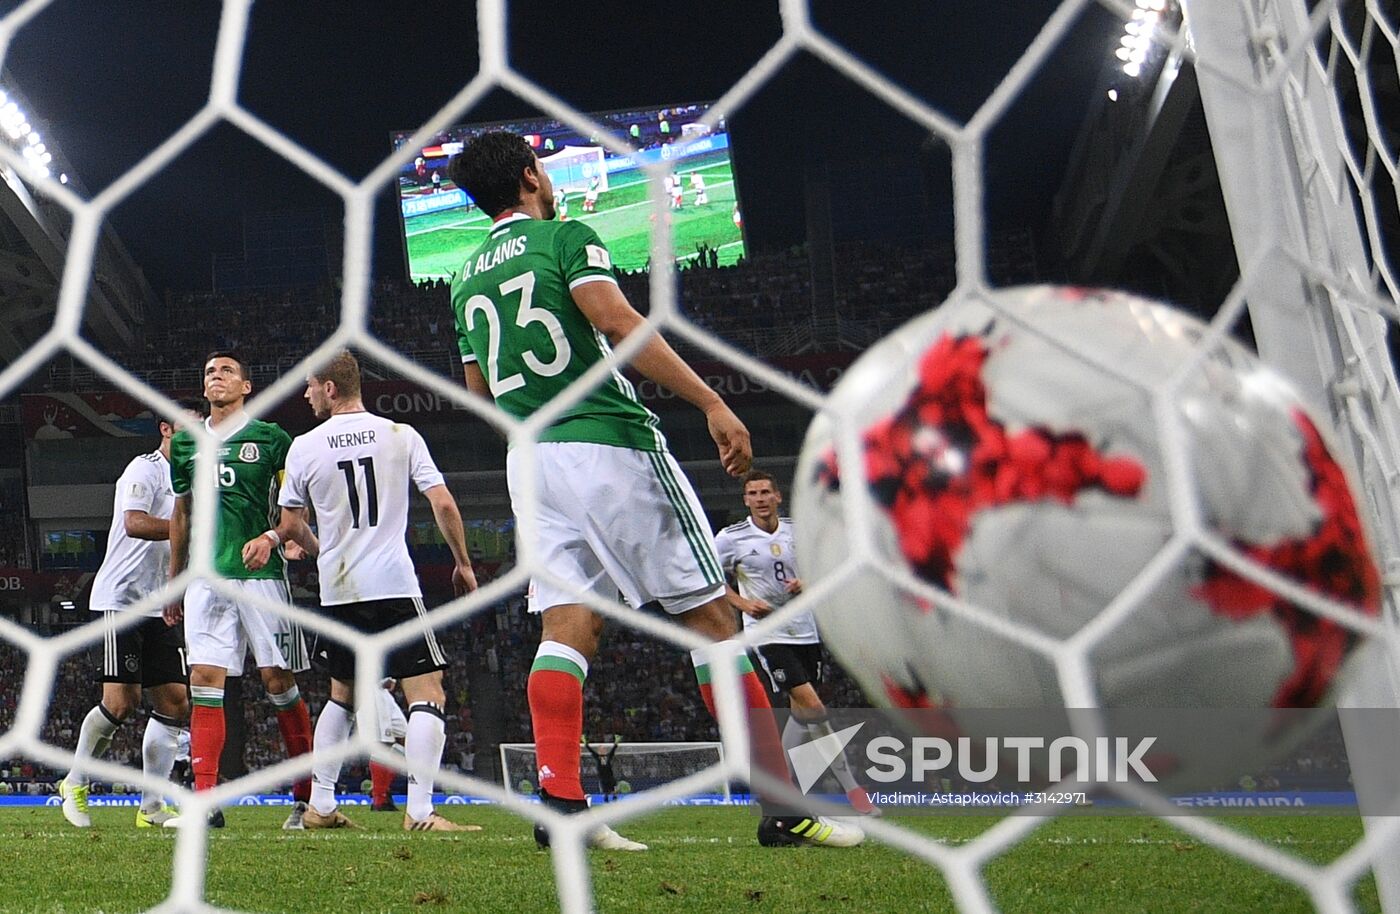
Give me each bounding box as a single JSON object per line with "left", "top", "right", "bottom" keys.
{"left": 448, "top": 132, "right": 862, "bottom": 851}
{"left": 164, "top": 351, "right": 314, "bottom": 830}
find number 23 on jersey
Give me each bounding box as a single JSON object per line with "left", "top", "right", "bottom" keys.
{"left": 463, "top": 270, "right": 571, "bottom": 396}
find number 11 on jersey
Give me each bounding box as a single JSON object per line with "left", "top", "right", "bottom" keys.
{"left": 337, "top": 456, "right": 378, "bottom": 528}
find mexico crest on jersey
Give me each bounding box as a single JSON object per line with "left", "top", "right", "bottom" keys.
{"left": 238, "top": 443, "right": 261, "bottom": 463}
{"left": 770, "top": 543, "right": 783, "bottom": 557}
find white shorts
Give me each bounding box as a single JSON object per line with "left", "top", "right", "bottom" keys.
{"left": 375, "top": 688, "right": 408, "bottom": 743}
{"left": 507, "top": 442, "right": 726, "bottom": 615}
{"left": 184, "top": 578, "right": 309, "bottom": 675}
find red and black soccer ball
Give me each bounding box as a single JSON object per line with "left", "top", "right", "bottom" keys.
{"left": 793, "top": 286, "right": 1379, "bottom": 782}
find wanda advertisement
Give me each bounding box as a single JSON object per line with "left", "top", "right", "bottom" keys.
{"left": 22, "top": 354, "right": 853, "bottom": 440}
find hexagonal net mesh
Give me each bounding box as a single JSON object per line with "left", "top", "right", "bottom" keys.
{"left": 0, "top": 0, "right": 1398, "bottom": 912}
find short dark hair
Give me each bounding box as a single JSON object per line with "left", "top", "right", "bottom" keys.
{"left": 203, "top": 350, "right": 250, "bottom": 380}
{"left": 447, "top": 131, "right": 536, "bottom": 218}
{"left": 312, "top": 349, "right": 361, "bottom": 400}
{"left": 160, "top": 396, "right": 208, "bottom": 432}
{"left": 742, "top": 469, "right": 777, "bottom": 491}
{"left": 178, "top": 395, "right": 209, "bottom": 418}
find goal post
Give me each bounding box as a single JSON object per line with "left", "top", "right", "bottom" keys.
{"left": 498, "top": 741, "right": 733, "bottom": 803}
{"left": 1183, "top": 1, "right": 1400, "bottom": 910}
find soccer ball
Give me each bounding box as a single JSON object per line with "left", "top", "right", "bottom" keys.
{"left": 793, "top": 286, "right": 1380, "bottom": 785}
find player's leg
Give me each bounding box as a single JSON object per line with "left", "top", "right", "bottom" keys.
{"left": 136, "top": 679, "right": 189, "bottom": 827}
{"left": 782, "top": 659, "right": 877, "bottom": 815}
{"left": 532, "top": 603, "right": 603, "bottom": 805}
{"left": 133, "top": 615, "right": 189, "bottom": 826}
{"left": 512, "top": 444, "right": 655, "bottom": 851}
{"left": 183, "top": 579, "right": 240, "bottom": 796}
{"left": 61, "top": 626, "right": 142, "bottom": 829}
{"left": 530, "top": 604, "right": 646, "bottom": 850}
{"left": 617, "top": 445, "right": 860, "bottom": 848}
{"left": 307, "top": 603, "right": 359, "bottom": 823}
{"left": 385, "top": 597, "right": 477, "bottom": 832}
{"left": 595, "top": 447, "right": 794, "bottom": 813}
{"left": 370, "top": 753, "right": 398, "bottom": 810}
{"left": 369, "top": 679, "right": 406, "bottom": 811}
{"left": 506, "top": 446, "right": 608, "bottom": 808}
{"left": 400, "top": 668, "right": 478, "bottom": 831}
{"left": 304, "top": 674, "right": 357, "bottom": 829}
{"left": 240, "top": 579, "right": 313, "bottom": 818}
{"left": 679, "top": 600, "right": 795, "bottom": 792}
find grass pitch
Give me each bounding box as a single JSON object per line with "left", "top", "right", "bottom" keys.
{"left": 0, "top": 806, "right": 1376, "bottom": 913}
{"left": 404, "top": 152, "right": 742, "bottom": 282}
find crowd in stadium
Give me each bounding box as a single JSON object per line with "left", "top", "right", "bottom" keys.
{"left": 112, "top": 234, "right": 1036, "bottom": 384}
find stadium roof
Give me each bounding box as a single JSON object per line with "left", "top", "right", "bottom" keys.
{"left": 0, "top": 70, "right": 154, "bottom": 368}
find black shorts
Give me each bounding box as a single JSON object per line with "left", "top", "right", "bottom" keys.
{"left": 752, "top": 642, "right": 823, "bottom": 694}
{"left": 324, "top": 597, "right": 448, "bottom": 683}
{"left": 100, "top": 612, "right": 187, "bottom": 687}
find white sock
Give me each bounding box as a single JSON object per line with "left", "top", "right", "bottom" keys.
{"left": 311, "top": 699, "right": 354, "bottom": 815}
{"left": 140, "top": 714, "right": 183, "bottom": 812}
{"left": 405, "top": 703, "right": 446, "bottom": 823}
{"left": 68, "top": 704, "right": 122, "bottom": 787}
{"left": 806, "top": 718, "right": 861, "bottom": 793}
{"left": 781, "top": 714, "right": 807, "bottom": 761}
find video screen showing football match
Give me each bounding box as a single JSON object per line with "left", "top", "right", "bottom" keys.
{"left": 392, "top": 102, "right": 744, "bottom": 282}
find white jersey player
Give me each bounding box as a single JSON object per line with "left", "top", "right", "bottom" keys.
{"left": 689, "top": 172, "right": 708, "bottom": 206}
{"left": 59, "top": 399, "right": 206, "bottom": 830}
{"left": 279, "top": 414, "right": 443, "bottom": 608}
{"left": 713, "top": 470, "right": 878, "bottom": 816}
{"left": 243, "top": 349, "right": 480, "bottom": 832}
{"left": 713, "top": 514, "right": 816, "bottom": 646}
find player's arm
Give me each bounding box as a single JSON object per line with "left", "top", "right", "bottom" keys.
{"left": 424, "top": 484, "right": 477, "bottom": 596}
{"left": 242, "top": 506, "right": 317, "bottom": 572}
{"left": 121, "top": 464, "right": 169, "bottom": 541}
{"left": 572, "top": 280, "right": 751, "bottom": 476}
{"left": 713, "top": 531, "right": 770, "bottom": 617}
{"left": 279, "top": 506, "right": 318, "bottom": 556}
{"left": 245, "top": 438, "right": 316, "bottom": 570}
{"left": 165, "top": 494, "right": 190, "bottom": 625}
{"left": 713, "top": 532, "right": 767, "bottom": 616}
{"left": 462, "top": 361, "right": 492, "bottom": 401}
{"left": 124, "top": 510, "right": 170, "bottom": 541}
{"left": 726, "top": 582, "right": 772, "bottom": 619}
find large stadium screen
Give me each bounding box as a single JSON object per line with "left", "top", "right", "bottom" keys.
{"left": 392, "top": 102, "right": 745, "bottom": 281}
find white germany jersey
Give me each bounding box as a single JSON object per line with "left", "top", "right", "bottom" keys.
{"left": 279, "top": 412, "right": 445, "bottom": 606}
{"left": 713, "top": 517, "right": 818, "bottom": 645}
{"left": 90, "top": 451, "right": 173, "bottom": 616}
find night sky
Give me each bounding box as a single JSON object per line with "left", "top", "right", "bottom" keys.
{"left": 0, "top": 0, "right": 1116, "bottom": 293}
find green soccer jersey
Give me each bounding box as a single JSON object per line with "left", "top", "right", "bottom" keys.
{"left": 450, "top": 214, "right": 666, "bottom": 451}
{"left": 170, "top": 416, "right": 291, "bottom": 580}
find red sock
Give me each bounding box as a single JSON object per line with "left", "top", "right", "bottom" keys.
{"left": 370, "top": 761, "right": 395, "bottom": 803}
{"left": 190, "top": 703, "right": 225, "bottom": 792}
{"left": 696, "top": 661, "right": 794, "bottom": 795}
{"left": 528, "top": 668, "right": 585, "bottom": 801}
{"left": 275, "top": 699, "right": 314, "bottom": 803}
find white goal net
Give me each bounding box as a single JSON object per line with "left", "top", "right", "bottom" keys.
{"left": 0, "top": 1, "right": 1399, "bottom": 913}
